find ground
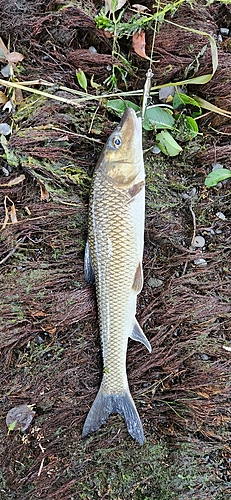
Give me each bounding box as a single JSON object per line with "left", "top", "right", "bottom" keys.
{"left": 0, "top": 1, "right": 230, "bottom": 499}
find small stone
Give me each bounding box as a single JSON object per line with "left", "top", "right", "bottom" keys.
{"left": 182, "top": 187, "right": 197, "bottom": 200}
{"left": 1, "top": 64, "right": 12, "bottom": 78}
{"left": 212, "top": 163, "right": 224, "bottom": 171}
{"left": 220, "top": 28, "right": 229, "bottom": 36}
{"left": 6, "top": 404, "right": 35, "bottom": 432}
{"left": 0, "top": 122, "right": 11, "bottom": 135}
{"left": 151, "top": 145, "right": 161, "bottom": 154}
{"left": 192, "top": 235, "right": 205, "bottom": 248}
{"left": 200, "top": 353, "right": 209, "bottom": 361}
{"left": 159, "top": 86, "right": 175, "bottom": 103}
{"left": 35, "top": 335, "right": 44, "bottom": 345}
{"left": 148, "top": 277, "right": 163, "bottom": 288}
{"left": 194, "top": 258, "right": 207, "bottom": 267}
{"left": 2, "top": 166, "right": 10, "bottom": 176}
{"left": 216, "top": 212, "right": 226, "bottom": 220}
{"left": 88, "top": 46, "right": 97, "bottom": 54}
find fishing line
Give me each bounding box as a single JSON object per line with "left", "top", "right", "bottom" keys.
{"left": 141, "top": 0, "right": 160, "bottom": 119}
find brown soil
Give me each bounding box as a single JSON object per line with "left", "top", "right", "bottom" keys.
{"left": 0, "top": 1, "right": 230, "bottom": 499}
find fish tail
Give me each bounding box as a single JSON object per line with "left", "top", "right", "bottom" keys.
{"left": 82, "top": 384, "right": 145, "bottom": 445}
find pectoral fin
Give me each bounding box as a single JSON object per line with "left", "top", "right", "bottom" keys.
{"left": 132, "top": 262, "right": 143, "bottom": 293}
{"left": 130, "top": 319, "right": 152, "bottom": 353}
{"left": 84, "top": 240, "right": 95, "bottom": 284}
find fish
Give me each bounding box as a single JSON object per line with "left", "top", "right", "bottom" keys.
{"left": 82, "top": 107, "right": 152, "bottom": 445}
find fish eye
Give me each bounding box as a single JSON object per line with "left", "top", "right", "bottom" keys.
{"left": 112, "top": 136, "right": 122, "bottom": 148}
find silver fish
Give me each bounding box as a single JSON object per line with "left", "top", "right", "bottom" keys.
{"left": 83, "top": 107, "right": 151, "bottom": 444}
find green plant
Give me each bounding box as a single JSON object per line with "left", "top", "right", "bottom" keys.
{"left": 205, "top": 168, "right": 231, "bottom": 187}
{"left": 106, "top": 90, "right": 201, "bottom": 156}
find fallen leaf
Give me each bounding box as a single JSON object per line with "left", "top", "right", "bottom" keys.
{"left": 132, "top": 31, "right": 149, "bottom": 60}
{"left": 0, "top": 174, "right": 25, "bottom": 187}
{"left": 6, "top": 51, "right": 24, "bottom": 64}
{"left": 14, "top": 87, "right": 24, "bottom": 104}
{"left": 40, "top": 183, "right": 50, "bottom": 202}
{"left": 9, "top": 203, "right": 18, "bottom": 223}
{"left": 132, "top": 4, "right": 150, "bottom": 13}
{"left": 104, "top": 30, "right": 113, "bottom": 39}
{"left": 0, "top": 91, "right": 8, "bottom": 104}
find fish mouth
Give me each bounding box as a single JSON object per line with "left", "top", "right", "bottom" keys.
{"left": 120, "top": 107, "right": 142, "bottom": 138}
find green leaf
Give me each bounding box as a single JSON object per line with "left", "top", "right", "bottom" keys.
{"left": 185, "top": 116, "right": 198, "bottom": 140}
{"left": 205, "top": 169, "right": 231, "bottom": 187}
{"left": 1, "top": 135, "right": 19, "bottom": 167}
{"left": 142, "top": 106, "right": 175, "bottom": 131}
{"left": 76, "top": 69, "right": 87, "bottom": 92}
{"left": 173, "top": 92, "right": 201, "bottom": 111}
{"left": 156, "top": 130, "right": 182, "bottom": 156}
{"left": 107, "top": 99, "right": 139, "bottom": 116}
{"left": 7, "top": 420, "right": 17, "bottom": 432}
{"left": 174, "top": 115, "right": 199, "bottom": 142}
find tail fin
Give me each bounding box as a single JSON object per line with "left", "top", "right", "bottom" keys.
{"left": 82, "top": 385, "right": 145, "bottom": 445}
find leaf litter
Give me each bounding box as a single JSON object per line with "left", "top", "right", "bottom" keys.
{"left": 0, "top": 0, "right": 231, "bottom": 499}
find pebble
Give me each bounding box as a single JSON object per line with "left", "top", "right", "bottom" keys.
{"left": 192, "top": 235, "right": 205, "bottom": 248}
{"left": 212, "top": 163, "right": 224, "bottom": 171}
{"left": 88, "top": 46, "right": 97, "bottom": 54}
{"left": 148, "top": 277, "right": 163, "bottom": 288}
{"left": 0, "top": 123, "right": 11, "bottom": 135}
{"left": 151, "top": 145, "right": 161, "bottom": 154}
{"left": 182, "top": 187, "right": 197, "bottom": 200}
{"left": 220, "top": 28, "right": 229, "bottom": 36}
{"left": 216, "top": 211, "right": 226, "bottom": 220}
{"left": 159, "top": 86, "right": 175, "bottom": 103}
{"left": 194, "top": 258, "right": 207, "bottom": 267}
{"left": 35, "top": 335, "right": 44, "bottom": 345}
{"left": 200, "top": 353, "right": 210, "bottom": 361}
{"left": 6, "top": 404, "right": 35, "bottom": 432}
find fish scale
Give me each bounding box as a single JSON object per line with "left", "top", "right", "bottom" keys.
{"left": 90, "top": 175, "right": 141, "bottom": 391}
{"left": 82, "top": 107, "right": 152, "bottom": 444}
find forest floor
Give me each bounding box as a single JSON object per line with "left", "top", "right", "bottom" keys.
{"left": 0, "top": 1, "right": 230, "bottom": 499}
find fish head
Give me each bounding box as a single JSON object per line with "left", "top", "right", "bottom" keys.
{"left": 101, "top": 107, "right": 143, "bottom": 187}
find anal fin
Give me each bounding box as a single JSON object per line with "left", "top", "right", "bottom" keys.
{"left": 130, "top": 319, "right": 152, "bottom": 353}
{"left": 132, "top": 262, "right": 143, "bottom": 293}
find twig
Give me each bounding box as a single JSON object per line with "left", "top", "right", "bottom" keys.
{"left": 0, "top": 236, "right": 26, "bottom": 265}
{"left": 37, "top": 457, "right": 45, "bottom": 477}
{"left": 189, "top": 203, "right": 197, "bottom": 247}
{"left": 182, "top": 202, "right": 197, "bottom": 276}
{"left": 88, "top": 104, "right": 100, "bottom": 134}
